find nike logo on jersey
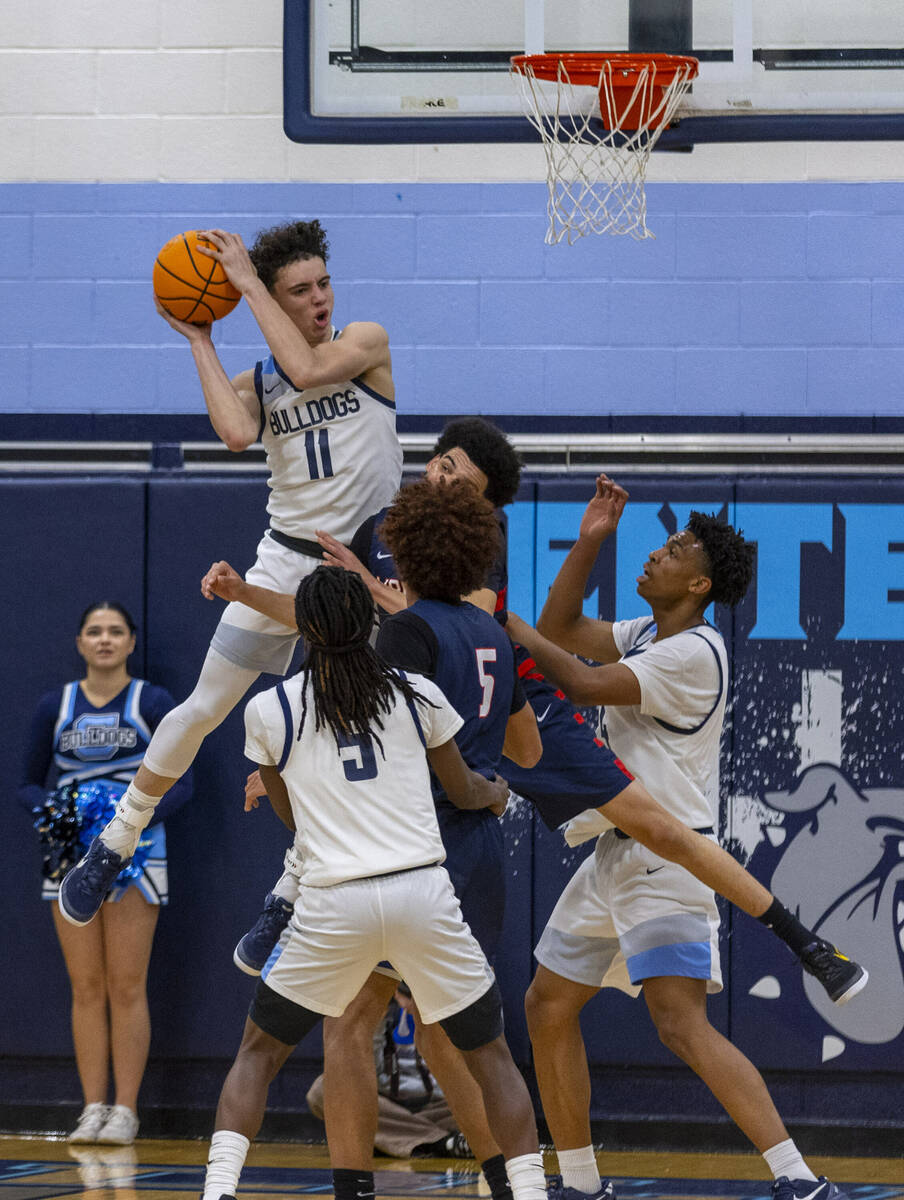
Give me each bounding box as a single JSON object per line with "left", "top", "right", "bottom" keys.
{"left": 536, "top": 704, "right": 552, "bottom": 723}
{"left": 264, "top": 381, "right": 281, "bottom": 394}
{"left": 376, "top": 551, "right": 393, "bottom": 560}
{"left": 645, "top": 866, "right": 666, "bottom": 875}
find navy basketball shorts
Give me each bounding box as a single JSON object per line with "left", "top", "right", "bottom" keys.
{"left": 436, "top": 805, "right": 505, "bottom": 966}
{"left": 504, "top": 650, "right": 634, "bottom": 830}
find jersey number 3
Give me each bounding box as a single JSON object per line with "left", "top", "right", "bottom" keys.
{"left": 475, "top": 648, "right": 497, "bottom": 718}
{"left": 338, "top": 731, "right": 378, "bottom": 781}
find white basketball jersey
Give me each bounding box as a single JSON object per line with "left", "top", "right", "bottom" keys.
{"left": 255, "top": 328, "right": 403, "bottom": 543}
{"left": 564, "top": 617, "right": 727, "bottom": 848}
{"left": 605, "top": 617, "right": 727, "bottom": 829}
{"left": 244, "top": 671, "right": 463, "bottom": 887}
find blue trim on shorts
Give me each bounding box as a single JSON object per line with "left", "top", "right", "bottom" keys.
{"left": 626, "top": 940, "right": 712, "bottom": 984}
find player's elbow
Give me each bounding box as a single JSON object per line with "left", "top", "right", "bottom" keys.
{"left": 222, "top": 429, "right": 256, "bottom": 453}
{"left": 508, "top": 733, "right": 542, "bottom": 769}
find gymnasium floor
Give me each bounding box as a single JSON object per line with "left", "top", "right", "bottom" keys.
{"left": 2, "top": 1138, "right": 902, "bottom": 1200}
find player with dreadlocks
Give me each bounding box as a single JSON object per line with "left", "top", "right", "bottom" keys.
{"left": 291, "top": 565, "right": 424, "bottom": 754}
{"left": 198, "top": 563, "right": 548, "bottom": 1200}
{"left": 505, "top": 474, "right": 852, "bottom": 1200}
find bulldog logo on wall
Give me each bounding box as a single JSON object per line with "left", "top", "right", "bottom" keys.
{"left": 762, "top": 764, "right": 904, "bottom": 1045}
{"left": 733, "top": 668, "right": 904, "bottom": 1061}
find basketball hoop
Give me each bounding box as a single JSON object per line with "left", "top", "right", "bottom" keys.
{"left": 511, "top": 52, "right": 699, "bottom": 245}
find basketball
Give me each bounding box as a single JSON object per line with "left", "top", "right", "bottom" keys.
{"left": 153, "top": 231, "right": 242, "bottom": 324}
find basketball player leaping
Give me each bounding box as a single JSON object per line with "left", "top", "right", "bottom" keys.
{"left": 59, "top": 219, "right": 403, "bottom": 927}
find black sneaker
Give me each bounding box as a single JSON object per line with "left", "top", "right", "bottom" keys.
{"left": 547, "top": 1175, "right": 616, "bottom": 1200}
{"left": 772, "top": 1176, "right": 848, "bottom": 1200}
{"left": 233, "top": 893, "right": 293, "bottom": 976}
{"left": 59, "top": 837, "right": 128, "bottom": 926}
{"left": 800, "top": 938, "right": 868, "bottom": 1005}
{"left": 441, "top": 1133, "right": 472, "bottom": 1159}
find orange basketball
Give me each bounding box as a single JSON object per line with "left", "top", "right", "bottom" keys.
{"left": 153, "top": 231, "right": 242, "bottom": 324}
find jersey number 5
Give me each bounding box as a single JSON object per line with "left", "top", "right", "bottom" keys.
{"left": 475, "top": 648, "right": 497, "bottom": 718}
{"left": 337, "top": 731, "right": 378, "bottom": 781}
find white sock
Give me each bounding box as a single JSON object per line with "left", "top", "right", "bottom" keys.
{"left": 505, "top": 1152, "right": 547, "bottom": 1200}
{"left": 202, "top": 1130, "right": 251, "bottom": 1200}
{"left": 763, "top": 1138, "right": 818, "bottom": 1183}
{"left": 101, "top": 785, "right": 159, "bottom": 856}
{"left": 270, "top": 867, "right": 300, "bottom": 904}
{"left": 558, "top": 1146, "right": 602, "bottom": 1194}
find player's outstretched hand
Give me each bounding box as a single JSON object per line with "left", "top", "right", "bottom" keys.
{"left": 201, "top": 560, "right": 244, "bottom": 601}
{"left": 316, "top": 530, "right": 374, "bottom": 581}
{"left": 155, "top": 296, "right": 212, "bottom": 342}
{"left": 244, "top": 769, "right": 266, "bottom": 812}
{"left": 196, "top": 229, "right": 260, "bottom": 294}
{"left": 578, "top": 473, "right": 629, "bottom": 544}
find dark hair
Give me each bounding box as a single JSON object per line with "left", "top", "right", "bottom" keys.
{"left": 77, "top": 602, "right": 137, "bottom": 635}
{"left": 294, "top": 565, "right": 426, "bottom": 754}
{"left": 686, "top": 512, "right": 755, "bottom": 609}
{"left": 249, "top": 219, "right": 330, "bottom": 292}
{"left": 432, "top": 418, "right": 522, "bottom": 508}
{"left": 379, "top": 478, "right": 501, "bottom": 604}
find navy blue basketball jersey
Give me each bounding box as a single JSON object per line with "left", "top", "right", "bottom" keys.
{"left": 376, "top": 598, "right": 523, "bottom": 809}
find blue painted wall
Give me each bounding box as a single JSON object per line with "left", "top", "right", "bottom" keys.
{"left": 2, "top": 182, "right": 903, "bottom": 418}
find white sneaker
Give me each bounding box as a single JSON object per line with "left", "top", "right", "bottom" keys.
{"left": 96, "top": 1105, "right": 139, "bottom": 1145}
{"left": 68, "top": 1103, "right": 111, "bottom": 1143}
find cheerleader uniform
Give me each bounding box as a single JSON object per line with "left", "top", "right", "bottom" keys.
{"left": 19, "top": 679, "right": 192, "bottom": 904}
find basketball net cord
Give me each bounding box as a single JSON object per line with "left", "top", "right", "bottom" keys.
{"left": 514, "top": 59, "right": 696, "bottom": 245}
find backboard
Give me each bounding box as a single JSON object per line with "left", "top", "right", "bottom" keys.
{"left": 284, "top": 0, "right": 904, "bottom": 144}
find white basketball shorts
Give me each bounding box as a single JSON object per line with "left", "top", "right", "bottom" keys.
{"left": 535, "top": 829, "right": 722, "bottom": 995}
{"left": 211, "top": 532, "right": 317, "bottom": 675}
{"left": 262, "top": 864, "right": 496, "bottom": 1024}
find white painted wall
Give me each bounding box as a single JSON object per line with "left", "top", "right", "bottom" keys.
{"left": 1, "top": 0, "right": 903, "bottom": 183}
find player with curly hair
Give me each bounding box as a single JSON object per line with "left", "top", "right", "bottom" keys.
{"left": 60, "top": 217, "right": 402, "bottom": 928}
{"left": 505, "top": 475, "right": 853, "bottom": 1200}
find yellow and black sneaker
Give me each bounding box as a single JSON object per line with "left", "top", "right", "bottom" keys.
{"left": 800, "top": 938, "right": 868, "bottom": 1005}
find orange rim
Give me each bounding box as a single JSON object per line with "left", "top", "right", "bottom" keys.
{"left": 511, "top": 51, "right": 699, "bottom": 87}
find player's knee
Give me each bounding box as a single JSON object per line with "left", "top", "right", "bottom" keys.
{"left": 173, "top": 690, "right": 228, "bottom": 737}
{"left": 651, "top": 1003, "right": 707, "bottom": 1061}
{"left": 439, "top": 981, "right": 504, "bottom": 1051}
{"left": 248, "top": 980, "right": 323, "bottom": 1049}
{"left": 524, "top": 975, "right": 552, "bottom": 1036}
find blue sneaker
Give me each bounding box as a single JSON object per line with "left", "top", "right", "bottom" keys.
{"left": 233, "top": 893, "right": 293, "bottom": 975}
{"left": 547, "top": 1176, "right": 615, "bottom": 1200}
{"left": 59, "top": 837, "right": 128, "bottom": 926}
{"left": 772, "top": 1178, "right": 848, "bottom": 1200}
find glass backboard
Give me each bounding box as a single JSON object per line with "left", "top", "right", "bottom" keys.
{"left": 284, "top": 0, "right": 904, "bottom": 143}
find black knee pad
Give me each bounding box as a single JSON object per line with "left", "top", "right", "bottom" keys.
{"left": 440, "top": 981, "right": 504, "bottom": 1051}
{"left": 249, "top": 980, "right": 323, "bottom": 1047}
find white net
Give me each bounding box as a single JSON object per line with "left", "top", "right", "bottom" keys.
{"left": 512, "top": 55, "right": 698, "bottom": 245}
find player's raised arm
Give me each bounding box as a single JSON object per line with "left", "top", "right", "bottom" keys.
{"left": 506, "top": 612, "right": 641, "bottom": 708}
{"left": 198, "top": 228, "right": 392, "bottom": 393}
{"left": 535, "top": 474, "right": 627, "bottom": 664}
{"left": 155, "top": 300, "right": 260, "bottom": 452}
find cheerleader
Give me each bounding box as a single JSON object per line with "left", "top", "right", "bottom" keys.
{"left": 18, "top": 603, "right": 191, "bottom": 1145}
